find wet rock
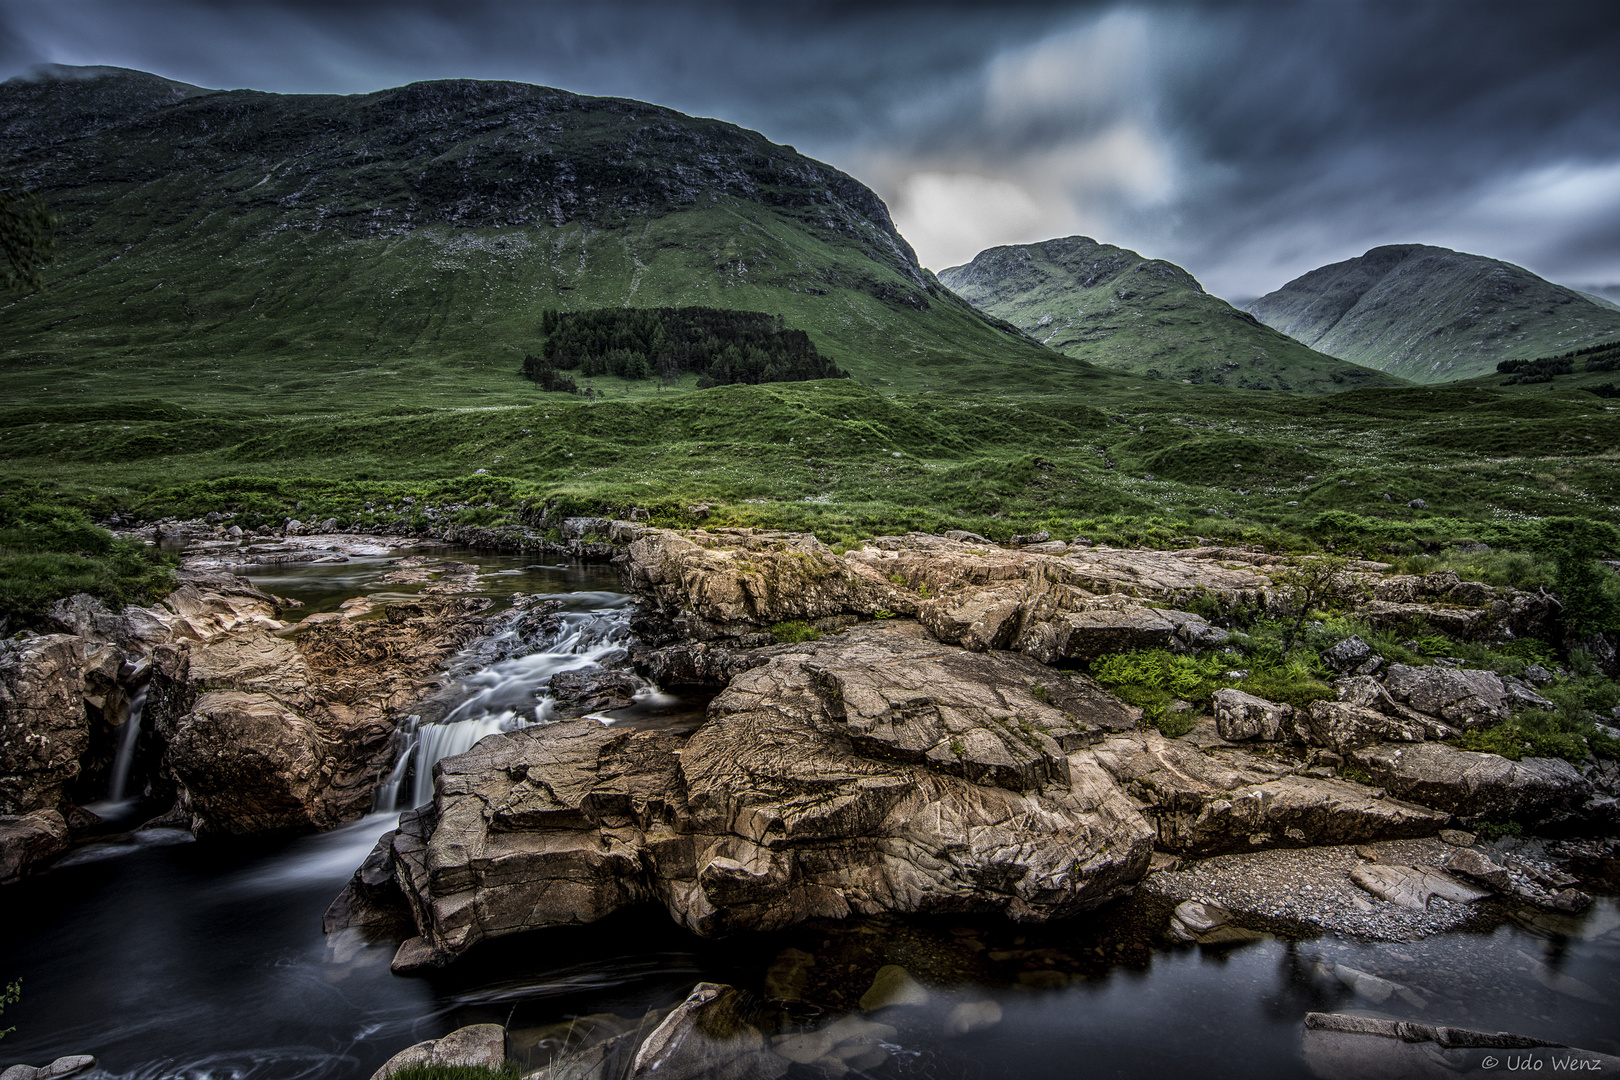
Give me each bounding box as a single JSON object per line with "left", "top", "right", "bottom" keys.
{"left": 773, "top": 1015, "right": 895, "bottom": 1073}
{"left": 547, "top": 668, "right": 642, "bottom": 717}
{"left": 763, "top": 948, "right": 817, "bottom": 1003}
{"left": 632, "top": 640, "right": 775, "bottom": 687}
{"left": 163, "top": 691, "right": 326, "bottom": 837}
{"left": 1348, "top": 863, "right": 1490, "bottom": 911}
{"left": 1168, "top": 899, "right": 1264, "bottom": 944}
{"left": 369, "top": 1023, "right": 506, "bottom": 1080}
{"left": 944, "top": 999, "right": 1003, "bottom": 1036}
{"left": 1350, "top": 742, "right": 1591, "bottom": 822}
{"left": 858, "top": 965, "right": 929, "bottom": 1010}
{"left": 1381, "top": 665, "right": 1507, "bottom": 728}
{"left": 631, "top": 983, "right": 786, "bottom": 1080}
{"left": 1091, "top": 731, "right": 1449, "bottom": 855}
{"left": 379, "top": 623, "right": 1156, "bottom": 965}
{"left": 0, "top": 808, "right": 69, "bottom": 881}
{"left": 1212, "top": 688, "right": 1294, "bottom": 742}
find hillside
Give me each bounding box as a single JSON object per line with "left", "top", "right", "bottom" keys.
{"left": 1246, "top": 244, "right": 1620, "bottom": 383}
{"left": 937, "top": 236, "right": 1400, "bottom": 392}
{"left": 0, "top": 66, "right": 1082, "bottom": 412}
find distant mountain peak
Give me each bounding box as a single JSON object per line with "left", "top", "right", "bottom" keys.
{"left": 939, "top": 236, "right": 1398, "bottom": 392}
{"left": 1246, "top": 246, "right": 1620, "bottom": 383}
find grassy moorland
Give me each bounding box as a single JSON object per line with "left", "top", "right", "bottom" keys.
{"left": 1, "top": 69, "right": 1618, "bottom": 631}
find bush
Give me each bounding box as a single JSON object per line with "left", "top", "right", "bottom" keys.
{"left": 769, "top": 620, "right": 821, "bottom": 643}
{"left": 0, "top": 495, "right": 174, "bottom": 629}
{"left": 1533, "top": 517, "right": 1620, "bottom": 635}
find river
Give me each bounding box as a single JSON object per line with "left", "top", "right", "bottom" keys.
{"left": 2, "top": 549, "right": 1617, "bottom": 1079}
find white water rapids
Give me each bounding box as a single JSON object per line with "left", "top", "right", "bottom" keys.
{"left": 375, "top": 590, "right": 668, "bottom": 811}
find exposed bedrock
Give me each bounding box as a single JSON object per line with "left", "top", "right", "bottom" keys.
{"left": 375, "top": 622, "right": 1160, "bottom": 968}
{"left": 364, "top": 621, "right": 1506, "bottom": 969}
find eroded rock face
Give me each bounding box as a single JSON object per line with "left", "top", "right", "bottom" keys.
{"left": 1351, "top": 743, "right": 1590, "bottom": 822}
{"left": 382, "top": 622, "right": 1157, "bottom": 966}
{"left": 1091, "top": 731, "right": 1450, "bottom": 854}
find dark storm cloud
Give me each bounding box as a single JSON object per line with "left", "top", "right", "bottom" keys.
{"left": 4, "top": 0, "right": 1619, "bottom": 297}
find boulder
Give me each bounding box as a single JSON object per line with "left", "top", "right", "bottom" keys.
{"left": 379, "top": 622, "right": 1157, "bottom": 967}
{"left": 1350, "top": 742, "right": 1591, "bottom": 822}
{"left": 630, "top": 983, "right": 786, "bottom": 1080}
{"left": 1382, "top": 664, "right": 1507, "bottom": 728}
{"left": 547, "top": 668, "right": 642, "bottom": 717}
{"left": 1304, "top": 701, "right": 1437, "bottom": 753}
{"left": 1320, "top": 635, "right": 1375, "bottom": 674}
{"left": 1090, "top": 732, "right": 1450, "bottom": 855}
{"left": 0, "top": 808, "right": 70, "bottom": 881}
{"left": 164, "top": 691, "right": 326, "bottom": 837}
{"left": 1211, "top": 688, "right": 1294, "bottom": 742}
{"left": 369, "top": 1023, "right": 506, "bottom": 1080}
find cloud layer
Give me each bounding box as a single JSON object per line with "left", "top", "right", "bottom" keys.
{"left": 4, "top": 0, "right": 1618, "bottom": 299}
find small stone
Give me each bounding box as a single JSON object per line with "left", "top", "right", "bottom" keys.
{"left": 859, "top": 965, "right": 929, "bottom": 1011}
{"left": 1439, "top": 829, "right": 1476, "bottom": 847}
{"left": 1407, "top": 498, "right": 1428, "bottom": 510}
{"left": 944, "top": 999, "right": 1004, "bottom": 1036}
{"left": 0, "top": 1066, "right": 39, "bottom": 1080}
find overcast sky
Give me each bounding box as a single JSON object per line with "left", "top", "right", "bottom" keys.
{"left": 4, "top": 0, "right": 1618, "bottom": 300}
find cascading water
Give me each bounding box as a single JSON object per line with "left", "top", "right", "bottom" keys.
{"left": 376, "top": 593, "right": 647, "bottom": 812}
{"left": 106, "top": 684, "right": 148, "bottom": 803}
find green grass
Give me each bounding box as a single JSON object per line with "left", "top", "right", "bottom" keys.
{"left": 769, "top": 620, "right": 821, "bottom": 643}
{"left": 0, "top": 486, "right": 174, "bottom": 628}
{"left": 386, "top": 1065, "right": 518, "bottom": 1080}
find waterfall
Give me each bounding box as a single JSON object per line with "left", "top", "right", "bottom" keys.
{"left": 377, "top": 601, "right": 638, "bottom": 812}
{"left": 107, "top": 684, "right": 148, "bottom": 802}
{"left": 84, "top": 684, "right": 150, "bottom": 817}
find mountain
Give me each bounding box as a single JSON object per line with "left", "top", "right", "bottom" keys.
{"left": 0, "top": 67, "right": 1079, "bottom": 414}
{"left": 937, "top": 236, "right": 1401, "bottom": 392}
{"left": 1246, "top": 244, "right": 1620, "bottom": 383}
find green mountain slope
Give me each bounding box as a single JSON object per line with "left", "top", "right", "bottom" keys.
{"left": 1246, "top": 244, "right": 1620, "bottom": 384}
{"left": 937, "top": 235, "right": 1400, "bottom": 392}
{"left": 0, "top": 67, "right": 1087, "bottom": 413}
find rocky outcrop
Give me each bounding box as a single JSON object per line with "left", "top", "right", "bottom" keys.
{"left": 1350, "top": 743, "right": 1591, "bottom": 822}
{"left": 622, "top": 528, "right": 1258, "bottom": 663}
{"left": 0, "top": 635, "right": 90, "bottom": 816}
{"left": 1382, "top": 664, "right": 1507, "bottom": 728}
{"left": 148, "top": 594, "right": 496, "bottom": 836}
{"left": 369, "top": 1024, "right": 506, "bottom": 1080}
{"left": 1091, "top": 731, "right": 1450, "bottom": 854}
{"left": 373, "top": 622, "right": 1157, "bottom": 967}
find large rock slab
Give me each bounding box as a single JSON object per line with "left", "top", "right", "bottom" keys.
{"left": 1382, "top": 665, "right": 1507, "bottom": 728}
{"left": 0, "top": 808, "right": 70, "bottom": 881}
{"left": 1350, "top": 743, "right": 1590, "bottom": 822}
{"left": 382, "top": 622, "right": 1157, "bottom": 966}
{"left": 1091, "top": 732, "right": 1450, "bottom": 854}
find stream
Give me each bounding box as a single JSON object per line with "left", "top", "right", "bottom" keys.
{"left": 3, "top": 548, "right": 1618, "bottom": 1079}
